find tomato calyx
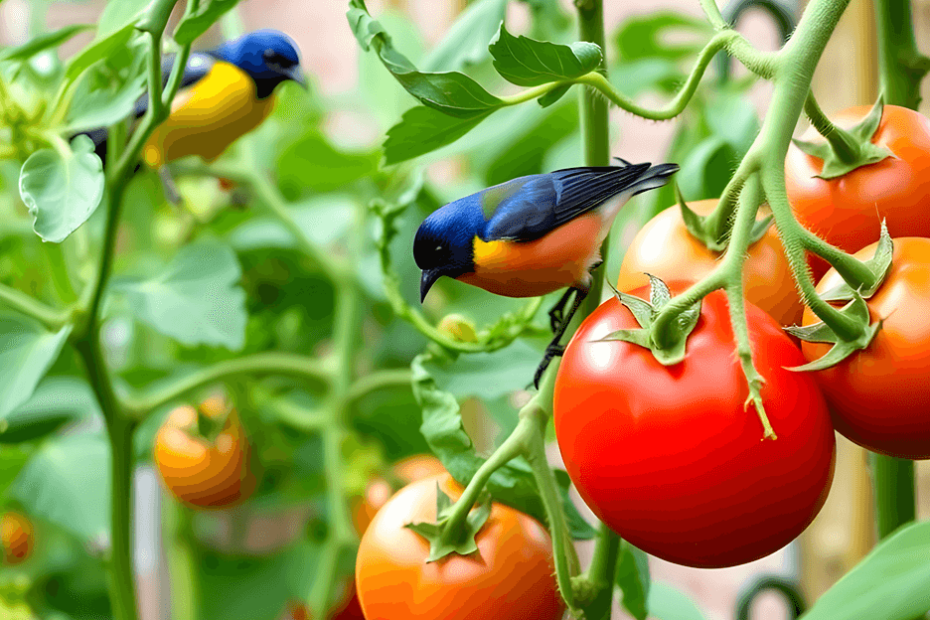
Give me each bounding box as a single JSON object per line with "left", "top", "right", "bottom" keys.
{"left": 195, "top": 396, "right": 232, "bottom": 443}
{"left": 600, "top": 276, "right": 701, "bottom": 365}
{"left": 793, "top": 95, "right": 893, "bottom": 179}
{"left": 785, "top": 293, "right": 882, "bottom": 371}
{"left": 404, "top": 484, "right": 492, "bottom": 562}
{"left": 676, "top": 185, "right": 773, "bottom": 252}
{"left": 819, "top": 221, "right": 894, "bottom": 302}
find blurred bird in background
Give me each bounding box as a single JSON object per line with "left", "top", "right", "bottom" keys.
{"left": 414, "top": 158, "right": 679, "bottom": 384}
{"left": 78, "top": 29, "right": 305, "bottom": 201}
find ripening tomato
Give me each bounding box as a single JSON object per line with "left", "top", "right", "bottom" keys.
{"left": 356, "top": 473, "right": 564, "bottom": 620}
{"left": 154, "top": 399, "right": 257, "bottom": 508}
{"left": 617, "top": 199, "right": 803, "bottom": 325}
{"left": 1, "top": 511, "right": 34, "bottom": 565}
{"left": 786, "top": 105, "right": 930, "bottom": 276}
{"left": 351, "top": 454, "right": 446, "bottom": 536}
{"left": 554, "top": 288, "right": 835, "bottom": 568}
{"left": 801, "top": 237, "right": 930, "bottom": 459}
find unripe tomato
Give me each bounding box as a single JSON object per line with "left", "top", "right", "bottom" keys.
{"left": 786, "top": 105, "right": 930, "bottom": 276}
{"left": 801, "top": 237, "right": 930, "bottom": 459}
{"left": 1, "top": 511, "right": 34, "bottom": 565}
{"left": 554, "top": 288, "right": 835, "bottom": 568}
{"left": 617, "top": 199, "right": 803, "bottom": 325}
{"left": 355, "top": 473, "right": 564, "bottom": 620}
{"left": 154, "top": 400, "right": 257, "bottom": 508}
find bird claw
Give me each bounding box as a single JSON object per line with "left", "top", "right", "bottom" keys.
{"left": 533, "top": 343, "right": 565, "bottom": 389}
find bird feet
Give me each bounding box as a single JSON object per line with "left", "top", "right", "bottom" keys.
{"left": 533, "top": 343, "right": 565, "bottom": 389}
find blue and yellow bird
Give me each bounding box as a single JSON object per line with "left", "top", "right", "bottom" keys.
{"left": 414, "top": 159, "right": 678, "bottom": 383}
{"left": 82, "top": 29, "right": 304, "bottom": 174}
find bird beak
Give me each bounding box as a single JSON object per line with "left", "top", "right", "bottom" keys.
{"left": 283, "top": 66, "right": 307, "bottom": 89}
{"left": 420, "top": 269, "right": 441, "bottom": 303}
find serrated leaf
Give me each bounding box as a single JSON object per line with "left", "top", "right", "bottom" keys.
{"left": 0, "top": 314, "right": 72, "bottom": 420}
{"left": 347, "top": 1, "right": 503, "bottom": 118}
{"left": 11, "top": 432, "right": 110, "bottom": 541}
{"left": 489, "top": 23, "right": 602, "bottom": 86}
{"left": 19, "top": 134, "right": 105, "bottom": 243}
{"left": 648, "top": 582, "right": 707, "bottom": 620}
{"left": 0, "top": 24, "right": 94, "bottom": 63}
{"left": 383, "top": 106, "right": 492, "bottom": 165}
{"left": 617, "top": 541, "right": 651, "bottom": 620}
{"left": 174, "top": 0, "right": 245, "bottom": 45}
{"left": 799, "top": 520, "right": 930, "bottom": 620}
{"left": 422, "top": 0, "right": 507, "bottom": 71}
{"left": 116, "top": 239, "right": 247, "bottom": 350}
{"left": 0, "top": 376, "right": 99, "bottom": 444}
{"left": 411, "top": 353, "right": 594, "bottom": 540}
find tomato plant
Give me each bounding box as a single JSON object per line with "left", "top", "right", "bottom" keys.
{"left": 554, "top": 287, "right": 835, "bottom": 567}
{"left": 355, "top": 473, "right": 564, "bottom": 620}
{"left": 617, "top": 198, "right": 804, "bottom": 325}
{"left": 800, "top": 237, "right": 930, "bottom": 459}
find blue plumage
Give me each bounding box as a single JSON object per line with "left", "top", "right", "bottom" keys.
{"left": 211, "top": 30, "right": 303, "bottom": 98}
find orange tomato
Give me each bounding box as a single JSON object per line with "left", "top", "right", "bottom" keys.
{"left": 1, "top": 511, "right": 34, "bottom": 565}
{"left": 617, "top": 199, "right": 803, "bottom": 325}
{"left": 351, "top": 454, "right": 446, "bottom": 534}
{"left": 154, "top": 398, "right": 257, "bottom": 508}
{"left": 801, "top": 237, "right": 930, "bottom": 459}
{"left": 355, "top": 473, "right": 564, "bottom": 620}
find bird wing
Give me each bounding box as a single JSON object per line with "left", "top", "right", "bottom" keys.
{"left": 481, "top": 163, "right": 653, "bottom": 242}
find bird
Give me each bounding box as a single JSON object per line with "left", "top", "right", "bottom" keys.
{"left": 78, "top": 29, "right": 305, "bottom": 199}
{"left": 414, "top": 158, "right": 679, "bottom": 385}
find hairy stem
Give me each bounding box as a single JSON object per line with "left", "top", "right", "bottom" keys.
{"left": 803, "top": 93, "right": 861, "bottom": 162}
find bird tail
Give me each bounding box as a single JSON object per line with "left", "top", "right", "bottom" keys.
{"left": 627, "top": 161, "right": 679, "bottom": 196}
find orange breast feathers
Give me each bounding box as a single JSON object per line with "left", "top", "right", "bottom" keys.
{"left": 458, "top": 213, "right": 604, "bottom": 297}
{"left": 142, "top": 61, "right": 277, "bottom": 168}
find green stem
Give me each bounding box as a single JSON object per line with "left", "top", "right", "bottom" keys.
{"left": 803, "top": 94, "right": 861, "bottom": 162}
{"left": 870, "top": 454, "right": 916, "bottom": 539}
{"left": 0, "top": 282, "right": 69, "bottom": 329}
{"left": 872, "top": 0, "right": 919, "bottom": 540}
{"left": 579, "top": 525, "right": 622, "bottom": 619}
{"left": 162, "top": 502, "right": 199, "bottom": 620}
{"left": 702, "top": 151, "right": 757, "bottom": 245}
{"left": 126, "top": 352, "right": 334, "bottom": 417}
{"left": 874, "top": 0, "right": 929, "bottom": 109}
{"left": 344, "top": 368, "right": 412, "bottom": 406}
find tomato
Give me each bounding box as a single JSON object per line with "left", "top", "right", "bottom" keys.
{"left": 1, "top": 511, "right": 34, "bottom": 565}
{"left": 801, "top": 237, "right": 930, "bottom": 459}
{"left": 355, "top": 473, "right": 564, "bottom": 620}
{"left": 617, "top": 199, "right": 803, "bottom": 325}
{"left": 785, "top": 105, "right": 930, "bottom": 277}
{"left": 554, "top": 287, "right": 835, "bottom": 568}
{"left": 352, "top": 454, "right": 446, "bottom": 536}
{"left": 154, "top": 398, "right": 257, "bottom": 508}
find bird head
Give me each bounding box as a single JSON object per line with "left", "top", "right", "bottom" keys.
{"left": 213, "top": 30, "right": 305, "bottom": 98}
{"left": 413, "top": 201, "right": 481, "bottom": 303}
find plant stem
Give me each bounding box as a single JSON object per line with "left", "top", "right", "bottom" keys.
{"left": 803, "top": 94, "right": 861, "bottom": 162}
{"left": 344, "top": 368, "right": 412, "bottom": 407}
{"left": 162, "top": 502, "right": 199, "bottom": 620}
{"left": 872, "top": 0, "right": 921, "bottom": 540}
{"left": 580, "top": 524, "right": 622, "bottom": 619}
{"left": 873, "top": 0, "right": 930, "bottom": 109}
{"left": 870, "top": 454, "right": 916, "bottom": 539}
{"left": 0, "top": 282, "right": 69, "bottom": 329}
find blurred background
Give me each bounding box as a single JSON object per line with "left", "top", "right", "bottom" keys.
{"left": 0, "top": 1, "right": 929, "bottom": 619}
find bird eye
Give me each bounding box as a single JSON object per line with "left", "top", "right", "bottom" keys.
{"left": 435, "top": 245, "right": 443, "bottom": 252}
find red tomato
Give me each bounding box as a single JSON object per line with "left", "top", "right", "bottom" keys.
{"left": 355, "top": 473, "right": 564, "bottom": 620}
{"left": 617, "top": 199, "right": 803, "bottom": 325}
{"left": 801, "top": 237, "right": 930, "bottom": 459}
{"left": 154, "top": 398, "right": 257, "bottom": 508}
{"left": 1, "top": 511, "right": 34, "bottom": 565}
{"left": 785, "top": 105, "right": 930, "bottom": 277}
{"left": 554, "top": 287, "right": 835, "bottom": 567}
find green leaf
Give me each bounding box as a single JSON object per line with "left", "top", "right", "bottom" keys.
{"left": 11, "top": 432, "right": 111, "bottom": 541}
{"left": 347, "top": 1, "right": 503, "bottom": 118}
{"left": 0, "top": 445, "right": 34, "bottom": 498}
{"left": 0, "top": 313, "right": 72, "bottom": 421}
{"left": 65, "top": 40, "right": 147, "bottom": 132}
{"left": 648, "top": 582, "right": 707, "bottom": 620}
{"left": 63, "top": 21, "right": 136, "bottom": 86}
{"left": 383, "top": 106, "right": 492, "bottom": 165}
{"left": 116, "top": 239, "right": 248, "bottom": 350}
{"left": 489, "top": 23, "right": 602, "bottom": 86}
{"left": 537, "top": 83, "right": 572, "bottom": 107}
{"left": 422, "top": 0, "right": 507, "bottom": 71}
{"left": 615, "top": 12, "right": 712, "bottom": 63}
{"left": 800, "top": 520, "right": 930, "bottom": 620}
{"left": 617, "top": 541, "right": 651, "bottom": 620}
{"left": 276, "top": 131, "right": 378, "bottom": 195}
{"left": 421, "top": 339, "right": 542, "bottom": 402}
{"left": 174, "top": 0, "right": 245, "bottom": 45}
{"left": 0, "top": 376, "right": 99, "bottom": 444}
{"left": 97, "top": 0, "right": 149, "bottom": 38}
{"left": 411, "top": 353, "right": 595, "bottom": 540}
{"left": 0, "top": 24, "right": 94, "bottom": 63}
{"left": 19, "top": 134, "right": 105, "bottom": 243}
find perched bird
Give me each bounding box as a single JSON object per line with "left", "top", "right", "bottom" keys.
{"left": 79, "top": 29, "right": 305, "bottom": 197}
{"left": 414, "top": 159, "right": 678, "bottom": 384}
